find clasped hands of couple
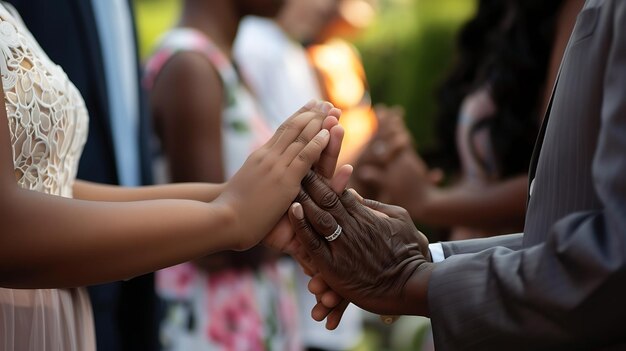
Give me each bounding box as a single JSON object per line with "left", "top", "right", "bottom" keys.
{"left": 239, "top": 100, "right": 435, "bottom": 331}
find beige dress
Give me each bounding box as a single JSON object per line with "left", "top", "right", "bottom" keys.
{"left": 0, "top": 3, "right": 94, "bottom": 351}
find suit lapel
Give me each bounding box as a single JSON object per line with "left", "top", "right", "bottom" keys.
{"left": 528, "top": 76, "right": 556, "bottom": 190}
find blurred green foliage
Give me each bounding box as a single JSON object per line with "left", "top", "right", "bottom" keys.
{"left": 133, "top": 0, "right": 476, "bottom": 149}
{"left": 356, "top": 0, "right": 476, "bottom": 149}
{"left": 133, "top": 0, "right": 181, "bottom": 61}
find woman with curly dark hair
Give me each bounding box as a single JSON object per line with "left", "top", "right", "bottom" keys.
{"left": 354, "top": 0, "right": 584, "bottom": 240}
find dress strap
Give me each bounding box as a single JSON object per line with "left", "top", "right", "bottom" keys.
{"left": 144, "top": 28, "right": 239, "bottom": 100}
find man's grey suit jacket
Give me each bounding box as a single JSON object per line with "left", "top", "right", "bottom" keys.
{"left": 428, "top": 0, "right": 626, "bottom": 349}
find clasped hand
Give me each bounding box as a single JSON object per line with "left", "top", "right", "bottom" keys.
{"left": 289, "top": 172, "right": 434, "bottom": 327}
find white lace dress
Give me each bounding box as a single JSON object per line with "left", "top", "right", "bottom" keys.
{"left": 0, "top": 3, "right": 94, "bottom": 351}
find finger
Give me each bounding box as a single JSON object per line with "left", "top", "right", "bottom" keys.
{"left": 308, "top": 273, "right": 331, "bottom": 295}
{"left": 296, "top": 189, "right": 341, "bottom": 242}
{"left": 314, "top": 123, "right": 345, "bottom": 179}
{"left": 266, "top": 99, "right": 318, "bottom": 148}
{"left": 361, "top": 197, "right": 410, "bottom": 220}
{"left": 348, "top": 188, "right": 388, "bottom": 218}
{"left": 327, "top": 107, "right": 342, "bottom": 120}
{"left": 274, "top": 101, "right": 332, "bottom": 153}
{"left": 281, "top": 117, "right": 324, "bottom": 163}
{"left": 329, "top": 164, "right": 353, "bottom": 194}
{"left": 288, "top": 202, "right": 332, "bottom": 262}
{"left": 288, "top": 128, "right": 331, "bottom": 179}
{"left": 292, "top": 248, "right": 318, "bottom": 276}
{"left": 321, "top": 289, "right": 343, "bottom": 308}
{"left": 321, "top": 115, "right": 338, "bottom": 131}
{"left": 301, "top": 171, "right": 348, "bottom": 221}
{"left": 325, "top": 300, "right": 350, "bottom": 330}
{"left": 312, "top": 301, "right": 333, "bottom": 322}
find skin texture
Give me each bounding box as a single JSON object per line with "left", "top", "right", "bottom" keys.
{"left": 288, "top": 172, "right": 434, "bottom": 325}
{"left": 0, "top": 96, "right": 341, "bottom": 289}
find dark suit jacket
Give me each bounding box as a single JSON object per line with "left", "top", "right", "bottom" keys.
{"left": 429, "top": 0, "right": 626, "bottom": 349}
{"left": 5, "top": 1, "right": 158, "bottom": 350}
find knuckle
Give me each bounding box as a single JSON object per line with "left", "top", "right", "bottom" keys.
{"left": 313, "top": 211, "right": 335, "bottom": 230}
{"left": 297, "top": 151, "right": 311, "bottom": 164}
{"left": 294, "top": 134, "right": 310, "bottom": 146}
{"left": 320, "top": 190, "right": 339, "bottom": 209}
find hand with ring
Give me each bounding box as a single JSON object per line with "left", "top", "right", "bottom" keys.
{"left": 288, "top": 171, "right": 433, "bottom": 322}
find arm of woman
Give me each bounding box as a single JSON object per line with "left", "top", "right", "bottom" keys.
{"left": 73, "top": 180, "right": 225, "bottom": 203}
{"left": 416, "top": 174, "right": 528, "bottom": 231}
{"left": 151, "top": 51, "right": 226, "bottom": 184}
{"left": 363, "top": 147, "right": 528, "bottom": 232}
{"left": 0, "top": 87, "right": 333, "bottom": 289}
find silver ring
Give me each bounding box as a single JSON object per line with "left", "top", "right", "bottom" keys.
{"left": 325, "top": 225, "right": 342, "bottom": 242}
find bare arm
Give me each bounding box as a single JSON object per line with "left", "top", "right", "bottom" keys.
{"left": 151, "top": 51, "right": 226, "bottom": 183}
{"left": 73, "top": 180, "right": 224, "bottom": 203}
{"left": 0, "top": 88, "right": 334, "bottom": 289}
{"left": 417, "top": 174, "right": 527, "bottom": 231}
{"left": 360, "top": 146, "right": 527, "bottom": 231}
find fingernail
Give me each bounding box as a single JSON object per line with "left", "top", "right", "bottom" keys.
{"left": 304, "top": 99, "right": 317, "bottom": 109}
{"left": 292, "top": 203, "right": 304, "bottom": 219}
{"left": 317, "top": 129, "right": 330, "bottom": 139}
{"left": 321, "top": 102, "right": 332, "bottom": 114}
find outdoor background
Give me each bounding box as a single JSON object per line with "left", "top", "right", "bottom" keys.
{"left": 131, "top": 1, "right": 476, "bottom": 349}
{"left": 133, "top": 0, "right": 475, "bottom": 152}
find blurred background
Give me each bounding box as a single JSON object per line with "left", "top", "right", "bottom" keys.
{"left": 133, "top": 0, "right": 475, "bottom": 154}
{"left": 132, "top": 1, "right": 475, "bottom": 350}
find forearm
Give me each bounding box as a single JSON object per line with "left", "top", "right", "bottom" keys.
{"left": 0, "top": 186, "right": 236, "bottom": 289}
{"left": 413, "top": 175, "right": 527, "bottom": 230}
{"left": 73, "top": 180, "right": 225, "bottom": 203}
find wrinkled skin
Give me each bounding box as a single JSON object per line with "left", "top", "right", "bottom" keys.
{"left": 289, "top": 172, "right": 433, "bottom": 323}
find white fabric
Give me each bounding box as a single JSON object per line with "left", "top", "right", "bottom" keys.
{"left": 0, "top": 3, "right": 94, "bottom": 350}
{"left": 429, "top": 243, "right": 446, "bottom": 263}
{"left": 234, "top": 16, "right": 321, "bottom": 129}
{"left": 235, "top": 16, "right": 364, "bottom": 350}
{"left": 91, "top": 0, "right": 141, "bottom": 186}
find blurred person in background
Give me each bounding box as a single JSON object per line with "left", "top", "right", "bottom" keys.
{"left": 144, "top": 0, "right": 306, "bottom": 349}
{"left": 307, "top": 0, "right": 379, "bottom": 167}
{"left": 235, "top": 1, "right": 366, "bottom": 350}
{"left": 354, "top": 0, "right": 583, "bottom": 242}
{"left": 5, "top": 0, "right": 159, "bottom": 350}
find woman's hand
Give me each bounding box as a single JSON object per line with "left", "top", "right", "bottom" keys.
{"left": 215, "top": 101, "right": 340, "bottom": 250}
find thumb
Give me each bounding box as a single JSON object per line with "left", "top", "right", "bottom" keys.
{"left": 288, "top": 203, "right": 332, "bottom": 264}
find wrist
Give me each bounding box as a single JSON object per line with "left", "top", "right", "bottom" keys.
{"left": 211, "top": 194, "right": 244, "bottom": 251}
{"left": 402, "top": 261, "right": 435, "bottom": 317}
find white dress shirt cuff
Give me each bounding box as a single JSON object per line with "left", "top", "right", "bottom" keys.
{"left": 429, "top": 242, "right": 445, "bottom": 263}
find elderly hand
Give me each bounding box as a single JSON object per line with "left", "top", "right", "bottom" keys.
{"left": 288, "top": 172, "right": 434, "bottom": 319}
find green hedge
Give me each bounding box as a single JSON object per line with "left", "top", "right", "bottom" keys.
{"left": 356, "top": 0, "right": 476, "bottom": 148}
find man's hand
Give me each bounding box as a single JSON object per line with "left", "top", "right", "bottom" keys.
{"left": 288, "top": 172, "right": 434, "bottom": 320}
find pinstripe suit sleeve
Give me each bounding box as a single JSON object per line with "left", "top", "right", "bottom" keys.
{"left": 427, "top": 2, "right": 626, "bottom": 350}
{"left": 440, "top": 233, "right": 523, "bottom": 257}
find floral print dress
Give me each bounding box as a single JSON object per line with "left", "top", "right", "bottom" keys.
{"left": 145, "top": 28, "right": 301, "bottom": 351}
